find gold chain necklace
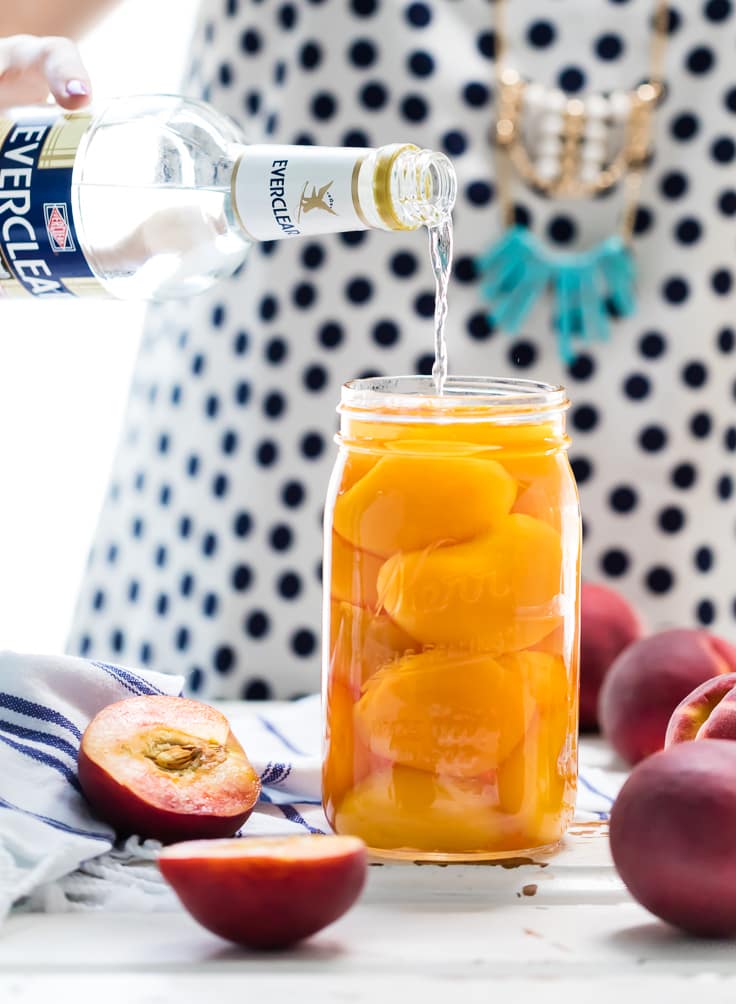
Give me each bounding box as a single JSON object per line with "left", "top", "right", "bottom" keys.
{"left": 476, "top": 0, "right": 670, "bottom": 361}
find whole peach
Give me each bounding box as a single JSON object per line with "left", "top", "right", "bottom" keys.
{"left": 666, "top": 672, "right": 736, "bottom": 746}
{"left": 579, "top": 582, "right": 642, "bottom": 731}
{"left": 598, "top": 629, "right": 736, "bottom": 765}
{"left": 609, "top": 740, "right": 736, "bottom": 936}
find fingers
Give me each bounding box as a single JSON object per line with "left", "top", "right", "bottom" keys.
{"left": 0, "top": 35, "right": 92, "bottom": 110}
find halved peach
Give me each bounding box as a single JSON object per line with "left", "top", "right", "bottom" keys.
{"left": 332, "top": 453, "right": 517, "bottom": 557}
{"left": 159, "top": 835, "right": 366, "bottom": 949}
{"left": 377, "top": 513, "right": 563, "bottom": 652}
{"left": 354, "top": 648, "right": 535, "bottom": 777}
{"left": 78, "top": 696, "right": 261, "bottom": 843}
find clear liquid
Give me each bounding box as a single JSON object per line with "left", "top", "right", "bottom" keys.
{"left": 428, "top": 216, "right": 454, "bottom": 395}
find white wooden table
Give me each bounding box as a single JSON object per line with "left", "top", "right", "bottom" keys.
{"left": 3, "top": 740, "right": 736, "bottom": 1003}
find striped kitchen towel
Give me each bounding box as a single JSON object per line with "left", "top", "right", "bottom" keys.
{"left": 0, "top": 650, "right": 183, "bottom": 921}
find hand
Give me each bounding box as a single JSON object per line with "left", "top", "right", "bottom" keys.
{"left": 0, "top": 34, "right": 91, "bottom": 111}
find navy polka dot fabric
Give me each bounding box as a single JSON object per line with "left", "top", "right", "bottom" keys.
{"left": 68, "top": 0, "right": 736, "bottom": 698}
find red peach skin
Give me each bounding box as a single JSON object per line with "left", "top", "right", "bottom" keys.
{"left": 159, "top": 836, "right": 367, "bottom": 948}
{"left": 609, "top": 740, "right": 736, "bottom": 936}
{"left": 579, "top": 582, "right": 642, "bottom": 731}
{"left": 665, "top": 672, "right": 736, "bottom": 746}
{"left": 598, "top": 629, "right": 736, "bottom": 765}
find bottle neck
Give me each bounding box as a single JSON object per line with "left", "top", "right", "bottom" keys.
{"left": 231, "top": 144, "right": 456, "bottom": 243}
{"left": 355, "top": 144, "right": 457, "bottom": 231}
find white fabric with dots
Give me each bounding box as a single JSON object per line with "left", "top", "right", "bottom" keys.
{"left": 68, "top": 0, "right": 736, "bottom": 698}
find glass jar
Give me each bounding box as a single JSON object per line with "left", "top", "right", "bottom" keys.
{"left": 321, "top": 376, "right": 580, "bottom": 861}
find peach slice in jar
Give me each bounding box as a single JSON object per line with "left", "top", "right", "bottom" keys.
{"left": 332, "top": 453, "right": 517, "bottom": 557}
{"left": 339, "top": 449, "right": 380, "bottom": 491}
{"left": 527, "top": 623, "right": 566, "bottom": 658}
{"left": 377, "top": 513, "right": 563, "bottom": 653}
{"left": 354, "top": 647, "right": 534, "bottom": 778}
{"left": 329, "top": 599, "right": 417, "bottom": 694}
{"left": 496, "top": 653, "right": 573, "bottom": 847}
{"left": 504, "top": 454, "right": 578, "bottom": 533}
{"left": 322, "top": 676, "right": 390, "bottom": 820}
{"left": 329, "top": 531, "right": 385, "bottom": 611}
{"left": 334, "top": 764, "right": 504, "bottom": 854}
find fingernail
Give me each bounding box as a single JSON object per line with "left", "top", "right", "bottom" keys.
{"left": 65, "top": 79, "right": 89, "bottom": 97}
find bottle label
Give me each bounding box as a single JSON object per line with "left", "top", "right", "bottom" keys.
{"left": 232, "top": 146, "right": 370, "bottom": 241}
{"left": 0, "top": 109, "right": 105, "bottom": 297}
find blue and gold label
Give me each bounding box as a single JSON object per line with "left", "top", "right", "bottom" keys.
{"left": 0, "top": 110, "right": 105, "bottom": 297}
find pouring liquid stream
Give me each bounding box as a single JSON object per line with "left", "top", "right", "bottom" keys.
{"left": 429, "top": 215, "right": 454, "bottom": 396}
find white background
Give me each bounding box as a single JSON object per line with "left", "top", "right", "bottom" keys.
{"left": 0, "top": 0, "right": 199, "bottom": 654}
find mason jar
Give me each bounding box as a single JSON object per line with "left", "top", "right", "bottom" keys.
{"left": 321, "top": 376, "right": 580, "bottom": 861}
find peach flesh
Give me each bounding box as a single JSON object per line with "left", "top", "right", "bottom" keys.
{"left": 609, "top": 740, "right": 736, "bottom": 937}
{"left": 158, "top": 836, "right": 367, "bottom": 949}
{"left": 376, "top": 513, "right": 563, "bottom": 653}
{"left": 332, "top": 453, "right": 517, "bottom": 557}
{"left": 598, "top": 629, "right": 736, "bottom": 765}
{"left": 665, "top": 672, "right": 736, "bottom": 746}
{"left": 78, "top": 696, "right": 261, "bottom": 843}
{"left": 579, "top": 582, "right": 642, "bottom": 731}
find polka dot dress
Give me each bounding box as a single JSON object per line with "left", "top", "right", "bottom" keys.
{"left": 68, "top": 0, "right": 736, "bottom": 698}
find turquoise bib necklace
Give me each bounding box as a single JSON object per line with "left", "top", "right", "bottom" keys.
{"left": 478, "top": 0, "right": 669, "bottom": 364}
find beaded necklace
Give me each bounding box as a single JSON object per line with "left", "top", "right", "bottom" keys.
{"left": 477, "top": 0, "right": 669, "bottom": 363}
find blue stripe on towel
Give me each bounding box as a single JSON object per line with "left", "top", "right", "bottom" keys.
{"left": 0, "top": 795, "right": 109, "bottom": 842}
{"left": 0, "top": 719, "right": 77, "bottom": 760}
{"left": 579, "top": 772, "right": 615, "bottom": 805}
{"left": 578, "top": 773, "right": 613, "bottom": 820}
{"left": 259, "top": 761, "right": 293, "bottom": 786}
{"left": 91, "top": 661, "right": 168, "bottom": 697}
{"left": 0, "top": 733, "right": 81, "bottom": 792}
{"left": 258, "top": 716, "right": 308, "bottom": 757}
{"left": 0, "top": 692, "right": 82, "bottom": 740}
{"left": 277, "top": 803, "right": 325, "bottom": 835}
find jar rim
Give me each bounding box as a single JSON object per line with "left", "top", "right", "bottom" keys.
{"left": 339, "top": 375, "right": 569, "bottom": 424}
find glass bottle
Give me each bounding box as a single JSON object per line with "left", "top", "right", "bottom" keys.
{"left": 0, "top": 95, "right": 456, "bottom": 300}
{"left": 322, "top": 376, "right": 581, "bottom": 861}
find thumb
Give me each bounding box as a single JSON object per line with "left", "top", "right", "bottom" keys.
{"left": 41, "top": 36, "right": 92, "bottom": 109}
{"left": 0, "top": 35, "right": 93, "bottom": 110}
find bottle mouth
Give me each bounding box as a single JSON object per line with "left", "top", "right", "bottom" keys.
{"left": 391, "top": 148, "right": 457, "bottom": 228}
{"left": 340, "top": 375, "right": 569, "bottom": 425}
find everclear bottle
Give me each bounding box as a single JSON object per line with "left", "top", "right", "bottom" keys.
{"left": 0, "top": 95, "right": 456, "bottom": 300}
